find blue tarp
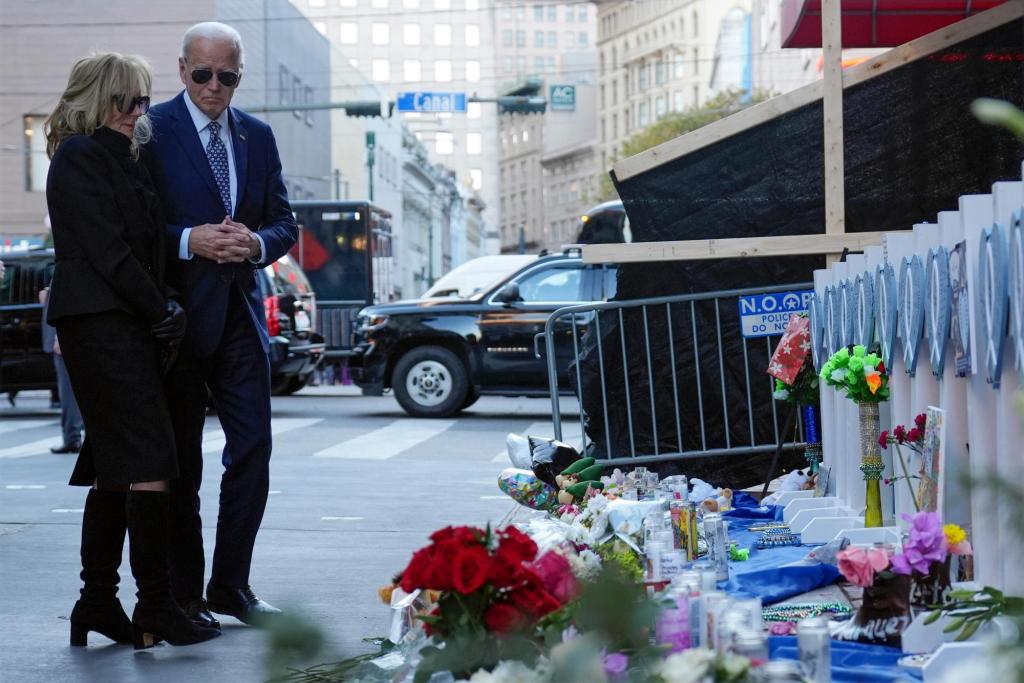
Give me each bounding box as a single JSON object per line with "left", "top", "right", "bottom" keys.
{"left": 769, "top": 637, "right": 921, "bottom": 682}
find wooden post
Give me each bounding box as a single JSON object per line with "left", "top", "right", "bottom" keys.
{"left": 822, "top": 0, "right": 845, "bottom": 266}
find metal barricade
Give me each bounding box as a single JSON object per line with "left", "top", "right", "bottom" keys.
{"left": 543, "top": 283, "right": 813, "bottom": 465}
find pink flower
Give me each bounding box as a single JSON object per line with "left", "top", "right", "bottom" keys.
{"left": 527, "top": 551, "right": 577, "bottom": 603}
{"left": 914, "top": 413, "right": 927, "bottom": 429}
{"left": 891, "top": 512, "right": 948, "bottom": 575}
{"left": 837, "top": 546, "right": 891, "bottom": 587}
{"left": 770, "top": 622, "right": 797, "bottom": 636}
{"left": 879, "top": 430, "right": 890, "bottom": 450}
{"left": 949, "top": 540, "right": 973, "bottom": 556}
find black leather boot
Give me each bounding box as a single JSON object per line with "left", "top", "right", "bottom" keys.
{"left": 69, "top": 489, "right": 133, "bottom": 646}
{"left": 125, "top": 491, "right": 220, "bottom": 649}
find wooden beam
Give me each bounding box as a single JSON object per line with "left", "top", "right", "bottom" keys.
{"left": 580, "top": 232, "right": 890, "bottom": 264}
{"left": 612, "top": 0, "right": 1024, "bottom": 183}
{"left": 822, "top": 0, "right": 845, "bottom": 236}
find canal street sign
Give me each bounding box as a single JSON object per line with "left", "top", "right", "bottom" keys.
{"left": 396, "top": 91, "right": 468, "bottom": 114}
{"left": 549, "top": 85, "right": 576, "bottom": 111}
{"left": 738, "top": 290, "right": 814, "bottom": 338}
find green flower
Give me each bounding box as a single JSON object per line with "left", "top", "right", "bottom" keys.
{"left": 853, "top": 345, "right": 867, "bottom": 357}
{"left": 835, "top": 347, "right": 850, "bottom": 363}
{"left": 848, "top": 357, "right": 864, "bottom": 374}
{"left": 866, "top": 353, "right": 880, "bottom": 368}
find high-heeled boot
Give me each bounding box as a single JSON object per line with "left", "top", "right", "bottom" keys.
{"left": 70, "top": 489, "right": 133, "bottom": 646}
{"left": 125, "top": 490, "right": 220, "bottom": 649}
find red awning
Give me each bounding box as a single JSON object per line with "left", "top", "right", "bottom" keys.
{"left": 781, "top": 0, "right": 1009, "bottom": 48}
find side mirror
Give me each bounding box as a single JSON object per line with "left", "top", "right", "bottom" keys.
{"left": 495, "top": 283, "right": 522, "bottom": 304}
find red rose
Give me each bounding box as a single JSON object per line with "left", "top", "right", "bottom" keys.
{"left": 422, "top": 606, "right": 443, "bottom": 637}
{"left": 914, "top": 413, "right": 927, "bottom": 429}
{"left": 497, "top": 527, "right": 537, "bottom": 564}
{"left": 878, "top": 361, "right": 886, "bottom": 374}
{"left": 878, "top": 430, "right": 889, "bottom": 450}
{"left": 484, "top": 603, "right": 528, "bottom": 633}
{"left": 528, "top": 551, "right": 577, "bottom": 603}
{"left": 507, "top": 585, "right": 561, "bottom": 617}
{"left": 430, "top": 526, "right": 481, "bottom": 548}
{"left": 400, "top": 546, "right": 434, "bottom": 592}
{"left": 488, "top": 554, "right": 525, "bottom": 589}
{"left": 452, "top": 546, "right": 490, "bottom": 594}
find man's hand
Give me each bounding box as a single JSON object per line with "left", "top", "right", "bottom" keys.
{"left": 223, "top": 218, "right": 261, "bottom": 262}
{"left": 187, "top": 220, "right": 252, "bottom": 263}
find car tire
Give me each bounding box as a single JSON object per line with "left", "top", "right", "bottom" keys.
{"left": 393, "top": 346, "right": 469, "bottom": 418}
{"left": 460, "top": 389, "right": 480, "bottom": 410}
{"left": 271, "top": 374, "right": 309, "bottom": 396}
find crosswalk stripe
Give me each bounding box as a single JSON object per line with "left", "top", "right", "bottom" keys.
{"left": 0, "top": 419, "right": 57, "bottom": 436}
{"left": 202, "top": 418, "right": 323, "bottom": 453}
{"left": 313, "top": 419, "right": 456, "bottom": 460}
{"left": 490, "top": 421, "right": 584, "bottom": 464}
{"left": 0, "top": 436, "right": 63, "bottom": 459}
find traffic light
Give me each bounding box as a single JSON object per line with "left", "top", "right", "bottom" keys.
{"left": 344, "top": 101, "right": 395, "bottom": 118}
{"left": 497, "top": 96, "right": 547, "bottom": 115}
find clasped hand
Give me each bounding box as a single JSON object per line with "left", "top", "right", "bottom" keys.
{"left": 188, "top": 218, "right": 259, "bottom": 264}
{"left": 152, "top": 300, "right": 187, "bottom": 346}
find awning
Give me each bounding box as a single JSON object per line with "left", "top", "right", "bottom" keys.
{"left": 781, "top": 0, "right": 1009, "bottom": 48}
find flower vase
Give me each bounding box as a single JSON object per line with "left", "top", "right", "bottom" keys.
{"left": 832, "top": 572, "right": 912, "bottom": 648}
{"left": 909, "top": 558, "right": 952, "bottom": 617}
{"left": 858, "top": 402, "right": 885, "bottom": 528}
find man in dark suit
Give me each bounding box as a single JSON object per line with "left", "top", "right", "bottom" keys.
{"left": 145, "top": 21, "right": 297, "bottom": 627}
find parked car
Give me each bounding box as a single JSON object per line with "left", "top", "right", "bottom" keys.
{"left": 258, "top": 254, "right": 325, "bottom": 395}
{"left": 0, "top": 249, "right": 322, "bottom": 399}
{"left": 421, "top": 255, "right": 536, "bottom": 299}
{"left": 0, "top": 249, "right": 56, "bottom": 399}
{"left": 348, "top": 249, "right": 619, "bottom": 417}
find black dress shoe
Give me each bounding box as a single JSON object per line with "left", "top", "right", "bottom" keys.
{"left": 51, "top": 442, "right": 82, "bottom": 454}
{"left": 183, "top": 598, "right": 221, "bottom": 630}
{"left": 206, "top": 583, "right": 282, "bottom": 625}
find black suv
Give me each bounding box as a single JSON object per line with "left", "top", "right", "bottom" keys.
{"left": 348, "top": 250, "right": 618, "bottom": 417}
{"left": 0, "top": 249, "right": 56, "bottom": 398}
{"left": 0, "top": 249, "right": 322, "bottom": 398}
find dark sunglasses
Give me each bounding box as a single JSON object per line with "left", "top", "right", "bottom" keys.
{"left": 114, "top": 95, "right": 151, "bottom": 114}
{"left": 190, "top": 68, "right": 240, "bottom": 87}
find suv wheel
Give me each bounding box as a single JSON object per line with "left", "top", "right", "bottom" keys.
{"left": 393, "top": 346, "right": 469, "bottom": 418}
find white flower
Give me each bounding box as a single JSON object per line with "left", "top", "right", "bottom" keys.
{"left": 587, "top": 494, "right": 609, "bottom": 513}
{"left": 830, "top": 368, "right": 848, "bottom": 382}
{"left": 656, "top": 650, "right": 715, "bottom": 683}
{"left": 773, "top": 388, "right": 790, "bottom": 401}
{"left": 568, "top": 549, "right": 602, "bottom": 580}
{"left": 470, "top": 660, "right": 550, "bottom": 683}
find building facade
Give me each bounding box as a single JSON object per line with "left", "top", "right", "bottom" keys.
{"left": 290, "top": 0, "right": 500, "bottom": 253}
{"left": 0, "top": 0, "right": 331, "bottom": 248}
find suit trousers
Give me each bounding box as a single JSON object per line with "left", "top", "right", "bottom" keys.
{"left": 166, "top": 286, "right": 272, "bottom": 599}
{"left": 53, "top": 352, "right": 84, "bottom": 445}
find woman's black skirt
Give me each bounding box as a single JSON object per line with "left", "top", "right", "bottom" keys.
{"left": 55, "top": 310, "right": 178, "bottom": 487}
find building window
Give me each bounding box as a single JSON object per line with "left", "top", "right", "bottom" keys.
{"left": 638, "top": 63, "right": 648, "bottom": 90}
{"left": 565, "top": 31, "right": 575, "bottom": 48}
{"left": 403, "top": 23, "right": 421, "bottom": 45}
{"left": 611, "top": 78, "right": 618, "bottom": 104}
{"left": 534, "top": 30, "right": 544, "bottom": 48}
{"left": 372, "top": 22, "right": 390, "bottom": 44}
{"left": 655, "top": 96, "right": 666, "bottom": 119}
{"left": 292, "top": 75, "right": 302, "bottom": 117}
{"left": 304, "top": 86, "right": 314, "bottom": 125}
{"left": 465, "top": 60, "right": 480, "bottom": 82}
{"left": 467, "top": 101, "right": 481, "bottom": 119}
{"left": 533, "top": 4, "right": 543, "bottom": 21}
{"left": 434, "top": 23, "right": 452, "bottom": 46}
{"left": 23, "top": 115, "right": 49, "bottom": 192}
{"left": 638, "top": 102, "right": 649, "bottom": 126}
{"left": 469, "top": 168, "right": 483, "bottom": 190}
{"left": 372, "top": 59, "right": 390, "bottom": 82}
{"left": 313, "top": 21, "right": 327, "bottom": 35}
{"left": 435, "top": 132, "right": 454, "bottom": 155}
{"left": 534, "top": 56, "right": 545, "bottom": 73}
{"left": 546, "top": 31, "right": 556, "bottom": 48}
{"left": 278, "top": 64, "right": 290, "bottom": 105}
{"left": 673, "top": 90, "right": 685, "bottom": 111}
{"left": 578, "top": 5, "right": 587, "bottom": 21}
{"left": 466, "top": 132, "right": 482, "bottom": 154}
{"left": 515, "top": 55, "right": 526, "bottom": 74}
{"left": 693, "top": 48, "right": 699, "bottom": 74}
{"left": 516, "top": 30, "right": 526, "bottom": 47}
{"left": 579, "top": 32, "right": 588, "bottom": 47}
{"left": 340, "top": 22, "right": 358, "bottom": 44}
{"left": 522, "top": 128, "right": 529, "bottom": 142}
{"left": 465, "top": 24, "right": 480, "bottom": 46}
{"left": 434, "top": 60, "right": 452, "bottom": 81}
{"left": 655, "top": 59, "right": 666, "bottom": 85}
{"left": 611, "top": 113, "right": 617, "bottom": 138}
{"left": 502, "top": 56, "right": 513, "bottom": 74}
{"left": 547, "top": 5, "right": 556, "bottom": 21}
{"left": 673, "top": 53, "right": 685, "bottom": 79}
{"left": 502, "top": 29, "right": 513, "bottom": 47}
{"left": 547, "top": 55, "right": 555, "bottom": 70}
{"left": 403, "top": 59, "right": 421, "bottom": 82}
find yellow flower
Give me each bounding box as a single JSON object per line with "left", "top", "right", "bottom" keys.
{"left": 378, "top": 584, "right": 395, "bottom": 605}
{"left": 944, "top": 524, "right": 966, "bottom": 546}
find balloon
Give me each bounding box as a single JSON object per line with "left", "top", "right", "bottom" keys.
{"left": 497, "top": 468, "right": 557, "bottom": 510}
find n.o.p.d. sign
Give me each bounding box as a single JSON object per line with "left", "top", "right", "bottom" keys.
{"left": 738, "top": 290, "right": 813, "bottom": 338}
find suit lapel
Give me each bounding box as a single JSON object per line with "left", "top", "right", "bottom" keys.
{"left": 228, "top": 108, "right": 248, "bottom": 215}
{"left": 168, "top": 93, "right": 223, "bottom": 209}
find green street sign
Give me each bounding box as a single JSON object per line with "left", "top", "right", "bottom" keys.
{"left": 549, "top": 84, "right": 576, "bottom": 111}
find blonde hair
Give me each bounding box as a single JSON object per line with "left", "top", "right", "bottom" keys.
{"left": 45, "top": 52, "right": 153, "bottom": 159}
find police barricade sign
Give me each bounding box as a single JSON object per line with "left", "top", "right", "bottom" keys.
{"left": 738, "top": 290, "right": 813, "bottom": 338}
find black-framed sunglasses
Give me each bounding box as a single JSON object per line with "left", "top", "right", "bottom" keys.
{"left": 190, "top": 68, "right": 240, "bottom": 88}
{"left": 114, "top": 95, "right": 151, "bottom": 114}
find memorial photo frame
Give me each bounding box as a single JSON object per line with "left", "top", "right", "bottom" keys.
{"left": 916, "top": 407, "right": 946, "bottom": 514}
{"left": 899, "top": 255, "right": 925, "bottom": 376}
{"left": 979, "top": 223, "right": 1009, "bottom": 387}
{"left": 925, "top": 246, "right": 952, "bottom": 377}
{"left": 949, "top": 241, "right": 972, "bottom": 378}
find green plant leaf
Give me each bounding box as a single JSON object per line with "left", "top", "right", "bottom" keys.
{"left": 955, "top": 618, "right": 982, "bottom": 642}
{"left": 942, "top": 617, "right": 966, "bottom": 633}
{"left": 923, "top": 609, "right": 944, "bottom": 625}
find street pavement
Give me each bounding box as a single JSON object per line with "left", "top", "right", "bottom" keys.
{"left": 0, "top": 387, "right": 580, "bottom": 682}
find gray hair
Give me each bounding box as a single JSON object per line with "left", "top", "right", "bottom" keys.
{"left": 181, "top": 22, "right": 245, "bottom": 66}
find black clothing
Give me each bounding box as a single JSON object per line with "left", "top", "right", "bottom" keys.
{"left": 45, "top": 127, "right": 177, "bottom": 487}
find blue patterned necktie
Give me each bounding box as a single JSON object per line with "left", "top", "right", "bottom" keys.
{"left": 205, "top": 120, "right": 232, "bottom": 215}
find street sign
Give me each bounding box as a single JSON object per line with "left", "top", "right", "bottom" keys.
{"left": 396, "top": 91, "right": 467, "bottom": 114}
{"left": 549, "top": 84, "right": 576, "bottom": 111}
{"left": 738, "top": 290, "right": 813, "bottom": 338}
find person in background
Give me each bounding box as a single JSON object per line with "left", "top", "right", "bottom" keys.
{"left": 39, "top": 285, "right": 84, "bottom": 453}
{"left": 45, "top": 52, "right": 219, "bottom": 649}
{"left": 145, "top": 22, "right": 296, "bottom": 628}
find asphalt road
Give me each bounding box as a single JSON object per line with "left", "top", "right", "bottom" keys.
{"left": 0, "top": 386, "right": 580, "bottom": 683}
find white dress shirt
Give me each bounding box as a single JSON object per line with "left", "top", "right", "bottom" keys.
{"left": 178, "top": 95, "right": 265, "bottom": 264}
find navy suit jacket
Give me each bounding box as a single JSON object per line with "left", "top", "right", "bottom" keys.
{"left": 144, "top": 92, "right": 297, "bottom": 358}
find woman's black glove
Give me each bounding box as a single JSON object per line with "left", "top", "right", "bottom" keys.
{"left": 152, "top": 300, "right": 187, "bottom": 345}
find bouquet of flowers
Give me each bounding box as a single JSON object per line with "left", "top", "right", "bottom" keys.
{"left": 398, "top": 525, "right": 574, "bottom": 682}
{"left": 819, "top": 345, "right": 889, "bottom": 403}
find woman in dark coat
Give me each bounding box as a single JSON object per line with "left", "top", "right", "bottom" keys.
{"left": 45, "top": 52, "right": 219, "bottom": 650}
